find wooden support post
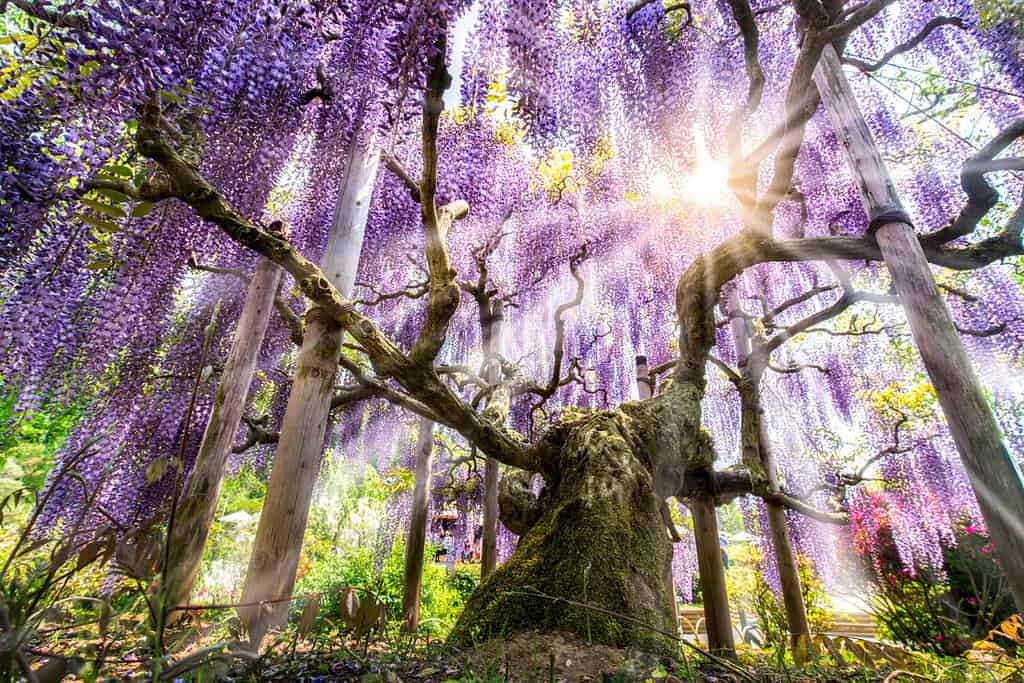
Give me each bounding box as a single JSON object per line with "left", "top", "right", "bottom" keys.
{"left": 401, "top": 418, "right": 435, "bottom": 634}
{"left": 239, "top": 142, "right": 381, "bottom": 643}
{"left": 481, "top": 300, "right": 504, "bottom": 578}
{"left": 636, "top": 355, "right": 652, "bottom": 400}
{"left": 729, "top": 301, "right": 811, "bottom": 660}
{"left": 691, "top": 494, "right": 735, "bottom": 656}
{"left": 165, "top": 257, "right": 283, "bottom": 612}
{"left": 814, "top": 44, "right": 1024, "bottom": 609}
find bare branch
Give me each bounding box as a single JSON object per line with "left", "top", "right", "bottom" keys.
{"left": 86, "top": 176, "right": 173, "bottom": 203}
{"left": 724, "top": 0, "right": 765, "bottom": 192}
{"left": 354, "top": 278, "right": 429, "bottom": 306}
{"left": 923, "top": 117, "right": 1024, "bottom": 246}
{"left": 134, "top": 98, "right": 540, "bottom": 474}
{"left": 273, "top": 281, "right": 304, "bottom": 346}
{"left": 187, "top": 256, "right": 249, "bottom": 284}
{"left": 232, "top": 414, "right": 279, "bottom": 454}
{"left": 514, "top": 246, "right": 589, "bottom": 408}
{"left": 956, "top": 321, "right": 1007, "bottom": 338}
{"left": 708, "top": 355, "right": 741, "bottom": 384}
{"left": 842, "top": 17, "right": 968, "bottom": 72}
{"left": 766, "top": 361, "right": 830, "bottom": 375}
{"left": 625, "top": 0, "right": 691, "bottom": 23}
{"left": 382, "top": 152, "right": 422, "bottom": 202}
{"left": 410, "top": 34, "right": 470, "bottom": 366}
{"left": 763, "top": 491, "right": 849, "bottom": 524}
{"left": 299, "top": 63, "right": 333, "bottom": 106}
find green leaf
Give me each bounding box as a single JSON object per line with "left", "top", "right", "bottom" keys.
{"left": 130, "top": 201, "right": 156, "bottom": 218}
{"left": 93, "top": 188, "right": 132, "bottom": 204}
{"left": 80, "top": 214, "right": 120, "bottom": 232}
{"left": 82, "top": 197, "right": 126, "bottom": 219}
{"left": 85, "top": 259, "right": 111, "bottom": 270}
{"left": 79, "top": 60, "right": 100, "bottom": 77}
{"left": 159, "top": 88, "right": 182, "bottom": 103}
{"left": 102, "top": 164, "right": 134, "bottom": 178}
{"left": 145, "top": 457, "right": 168, "bottom": 484}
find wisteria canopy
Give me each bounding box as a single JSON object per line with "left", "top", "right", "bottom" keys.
{"left": 1, "top": 0, "right": 1023, "bottom": 658}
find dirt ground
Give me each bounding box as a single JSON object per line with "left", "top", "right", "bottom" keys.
{"left": 463, "top": 630, "right": 670, "bottom": 682}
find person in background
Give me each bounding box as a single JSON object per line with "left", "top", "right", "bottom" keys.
{"left": 433, "top": 528, "right": 449, "bottom": 563}
{"left": 442, "top": 528, "right": 455, "bottom": 571}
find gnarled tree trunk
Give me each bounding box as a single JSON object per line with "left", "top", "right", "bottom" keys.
{"left": 449, "top": 411, "right": 681, "bottom": 656}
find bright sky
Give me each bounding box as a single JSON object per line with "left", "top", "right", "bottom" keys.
{"left": 444, "top": 2, "right": 481, "bottom": 109}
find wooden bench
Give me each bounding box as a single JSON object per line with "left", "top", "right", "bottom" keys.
{"left": 677, "top": 606, "right": 878, "bottom": 641}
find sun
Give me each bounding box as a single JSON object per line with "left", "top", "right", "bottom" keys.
{"left": 681, "top": 157, "right": 730, "bottom": 206}
{"left": 646, "top": 152, "right": 730, "bottom": 208}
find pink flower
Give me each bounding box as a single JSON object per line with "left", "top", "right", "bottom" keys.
{"left": 982, "top": 543, "right": 995, "bottom": 554}
{"left": 963, "top": 525, "right": 979, "bottom": 535}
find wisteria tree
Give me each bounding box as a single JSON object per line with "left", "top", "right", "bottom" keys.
{"left": 2, "top": 0, "right": 1023, "bottom": 663}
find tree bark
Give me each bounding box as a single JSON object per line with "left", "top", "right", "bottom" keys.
{"left": 814, "top": 44, "right": 1024, "bottom": 609}
{"left": 164, "top": 257, "right": 282, "bottom": 612}
{"left": 690, "top": 493, "right": 735, "bottom": 656}
{"left": 449, "top": 411, "right": 680, "bottom": 655}
{"left": 401, "top": 417, "right": 435, "bottom": 634}
{"left": 636, "top": 355, "right": 680, "bottom": 634}
{"left": 481, "top": 300, "right": 504, "bottom": 578}
{"left": 239, "top": 142, "right": 381, "bottom": 643}
{"left": 730, "top": 306, "right": 811, "bottom": 659}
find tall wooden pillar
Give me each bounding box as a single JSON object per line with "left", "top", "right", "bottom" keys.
{"left": 728, "top": 296, "right": 811, "bottom": 659}
{"left": 401, "top": 418, "right": 436, "bottom": 634}
{"left": 239, "top": 141, "right": 381, "bottom": 643}
{"left": 481, "top": 300, "right": 505, "bottom": 578}
{"left": 814, "top": 44, "right": 1024, "bottom": 608}
{"left": 165, "top": 257, "right": 282, "bottom": 612}
{"left": 691, "top": 494, "right": 735, "bottom": 656}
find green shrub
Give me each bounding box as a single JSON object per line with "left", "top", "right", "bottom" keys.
{"left": 853, "top": 508, "right": 1013, "bottom": 656}
{"left": 447, "top": 564, "right": 480, "bottom": 602}
{"left": 293, "top": 537, "right": 473, "bottom": 640}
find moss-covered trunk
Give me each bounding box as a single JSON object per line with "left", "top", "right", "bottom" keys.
{"left": 448, "top": 412, "right": 678, "bottom": 655}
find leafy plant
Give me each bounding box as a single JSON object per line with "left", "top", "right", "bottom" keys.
{"left": 726, "top": 544, "right": 831, "bottom": 658}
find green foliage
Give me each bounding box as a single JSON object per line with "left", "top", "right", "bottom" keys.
{"left": 293, "top": 538, "right": 473, "bottom": 641}
{"left": 717, "top": 501, "right": 744, "bottom": 537}
{"left": 726, "top": 544, "right": 832, "bottom": 657}
{"left": 944, "top": 526, "right": 1016, "bottom": 640}
{"left": 974, "top": 0, "right": 1024, "bottom": 29}
{"left": 0, "top": 385, "right": 85, "bottom": 494}
{"left": 447, "top": 565, "right": 480, "bottom": 603}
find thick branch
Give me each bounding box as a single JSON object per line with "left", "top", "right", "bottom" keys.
{"left": 724, "top": 0, "right": 765, "bottom": 210}
{"left": 922, "top": 117, "right": 1024, "bottom": 246}
{"left": 134, "top": 99, "right": 539, "bottom": 474}
{"left": 410, "top": 33, "right": 468, "bottom": 366}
